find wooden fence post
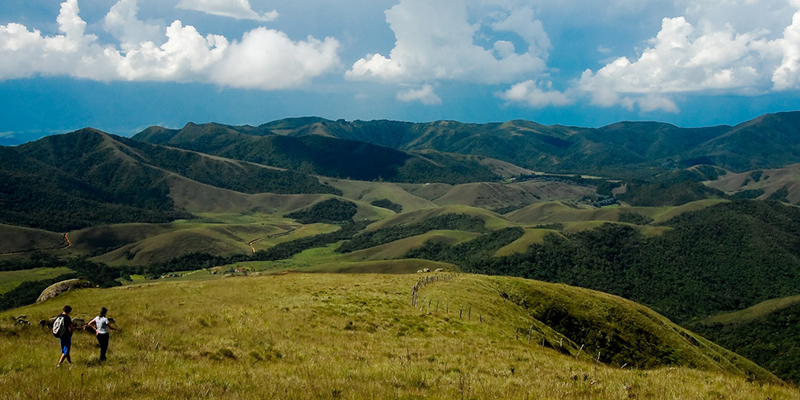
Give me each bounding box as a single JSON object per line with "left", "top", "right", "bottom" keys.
{"left": 575, "top": 344, "right": 584, "bottom": 359}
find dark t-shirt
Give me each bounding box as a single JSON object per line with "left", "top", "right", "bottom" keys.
{"left": 60, "top": 314, "right": 73, "bottom": 338}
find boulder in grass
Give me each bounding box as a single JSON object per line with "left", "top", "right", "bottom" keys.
{"left": 35, "top": 279, "right": 93, "bottom": 304}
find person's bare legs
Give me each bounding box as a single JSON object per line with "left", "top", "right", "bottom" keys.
{"left": 57, "top": 340, "right": 72, "bottom": 366}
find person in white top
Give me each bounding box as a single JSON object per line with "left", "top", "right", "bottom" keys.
{"left": 87, "top": 307, "right": 119, "bottom": 362}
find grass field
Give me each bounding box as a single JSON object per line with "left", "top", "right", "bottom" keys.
{"left": 0, "top": 267, "right": 73, "bottom": 295}
{"left": 0, "top": 273, "right": 794, "bottom": 399}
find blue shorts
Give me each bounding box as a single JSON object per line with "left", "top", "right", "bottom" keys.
{"left": 59, "top": 337, "right": 71, "bottom": 355}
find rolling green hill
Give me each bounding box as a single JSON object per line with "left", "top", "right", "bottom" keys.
{"left": 705, "top": 163, "right": 800, "bottom": 204}
{"left": 0, "top": 273, "right": 789, "bottom": 399}
{"left": 0, "top": 129, "right": 339, "bottom": 231}
{"left": 0, "top": 224, "right": 68, "bottom": 255}
{"left": 134, "top": 122, "right": 501, "bottom": 184}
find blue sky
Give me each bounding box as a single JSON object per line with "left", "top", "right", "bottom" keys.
{"left": 3, "top": 0, "right": 800, "bottom": 145}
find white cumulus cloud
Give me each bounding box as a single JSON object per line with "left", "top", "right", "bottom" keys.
{"left": 104, "top": 0, "right": 165, "bottom": 48}
{"left": 576, "top": 1, "right": 800, "bottom": 112}
{"left": 0, "top": 0, "right": 340, "bottom": 90}
{"left": 176, "top": 0, "right": 278, "bottom": 22}
{"left": 498, "top": 80, "right": 572, "bottom": 108}
{"left": 396, "top": 84, "right": 442, "bottom": 105}
{"left": 346, "top": 0, "right": 550, "bottom": 86}
{"left": 773, "top": 11, "right": 800, "bottom": 90}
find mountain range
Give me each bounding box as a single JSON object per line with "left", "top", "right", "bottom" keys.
{"left": 134, "top": 111, "right": 800, "bottom": 176}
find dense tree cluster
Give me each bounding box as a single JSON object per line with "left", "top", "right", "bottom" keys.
{"left": 693, "top": 303, "right": 800, "bottom": 383}
{"left": 370, "top": 199, "right": 403, "bottom": 213}
{"left": 405, "top": 227, "right": 524, "bottom": 261}
{"left": 394, "top": 152, "right": 500, "bottom": 184}
{"left": 617, "top": 211, "right": 654, "bottom": 225}
{"left": 0, "top": 252, "right": 64, "bottom": 272}
{"left": 617, "top": 170, "right": 727, "bottom": 207}
{"left": 1, "top": 254, "right": 120, "bottom": 288}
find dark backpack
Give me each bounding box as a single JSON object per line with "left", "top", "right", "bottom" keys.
{"left": 52, "top": 315, "right": 68, "bottom": 338}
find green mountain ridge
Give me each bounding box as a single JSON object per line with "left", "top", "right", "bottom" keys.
{"left": 138, "top": 111, "right": 800, "bottom": 176}
{"left": 134, "top": 122, "right": 501, "bottom": 184}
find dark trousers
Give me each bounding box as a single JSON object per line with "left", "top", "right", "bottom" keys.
{"left": 97, "top": 333, "right": 109, "bottom": 361}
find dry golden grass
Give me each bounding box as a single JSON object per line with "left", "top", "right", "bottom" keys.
{"left": 704, "top": 164, "right": 800, "bottom": 203}
{"left": 1, "top": 273, "right": 797, "bottom": 400}
{"left": 430, "top": 181, "right": 592, "bottom": 210}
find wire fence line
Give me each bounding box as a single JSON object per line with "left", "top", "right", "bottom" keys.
{"left": 409, "top": 272, "right": 595, "bottom": 362}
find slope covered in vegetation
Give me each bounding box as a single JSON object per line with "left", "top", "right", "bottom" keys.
{"left": 408, "top": 200, "right": 800, "bottom": 324}
{"left": 0, "top": 273, "right": 788, "bottom": 399}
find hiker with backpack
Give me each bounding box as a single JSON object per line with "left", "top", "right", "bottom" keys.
{"left": 87, "top": 307, "right": 119, "bottom": 362}
{"left": 53, "top": 305, "right": 73, "bottom": 367}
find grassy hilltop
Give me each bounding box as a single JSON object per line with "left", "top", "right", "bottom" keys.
{"left": 2, "top": 273, "right": 796, "bottom": 400}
